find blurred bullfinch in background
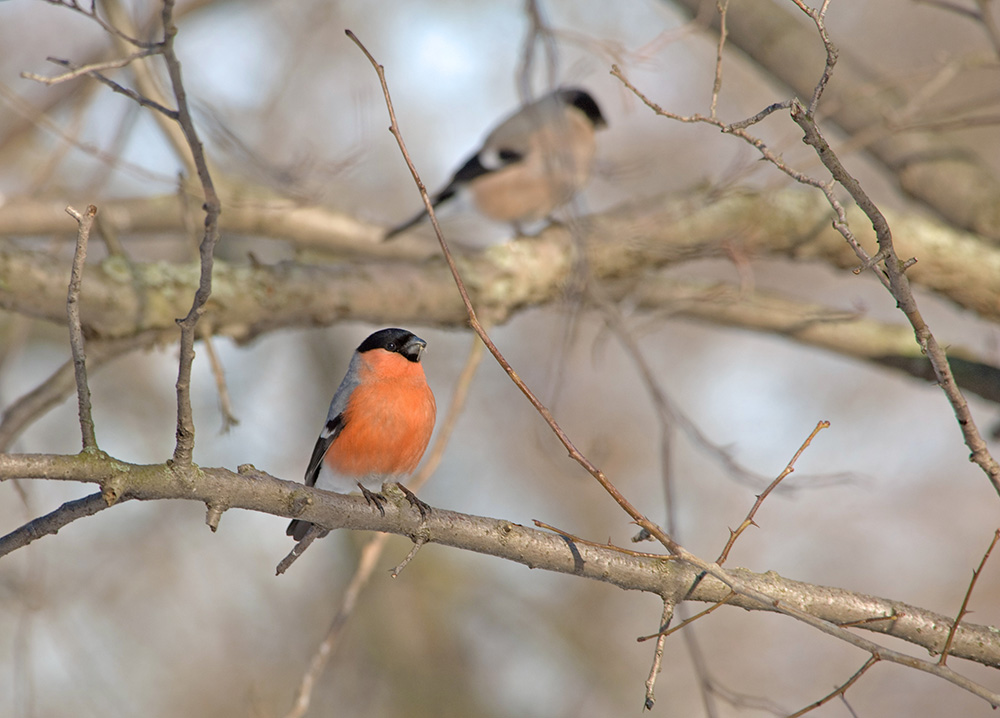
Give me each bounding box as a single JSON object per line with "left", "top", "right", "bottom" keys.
{"left": 286, "top": 328, "right": 437, "bottom": 541}
{"left": 384, "top": 87, "right": 607, "bottom": 239}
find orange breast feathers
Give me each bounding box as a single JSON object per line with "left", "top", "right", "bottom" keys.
{"left": 324, "top": 349, "right": 436, "bottom": 478}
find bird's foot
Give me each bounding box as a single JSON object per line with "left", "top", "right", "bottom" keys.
{"left": 358, "top": 482, "right": 387, "bottom": 516}
{"left": 395, "top": 482, "right": 431, "bottom": 520}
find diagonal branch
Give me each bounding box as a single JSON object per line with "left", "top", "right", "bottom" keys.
{"left": 789, "top": 103, "right": 1000, "bottom": 496}
{"left": 0, "top": 492, "right": 109, "bottom": 557}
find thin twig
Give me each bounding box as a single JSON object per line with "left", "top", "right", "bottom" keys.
{"left": 939, "top": 528, "right": 1000, "bottom": 665}
{"left": 788, "top": 0, "right": 837, "bottom": 113}
{"left": 389, "top": 535, "right": 426, "bottom": 577}
{"left": 716, "top": 421, "right": 830, "bottom": 565}
{"left": 41, "top": 0, "right": 155, "bottom": 48}
{"left": 643, "top": 598, "right": 675, "bottom": 710}
{"left": 0, "top": 492, "right": 110, "bottom": 557}
{"left": 347, "top": 28, "right": 679, "bottom": 558}
{"left": 709, "top": 0, "right": 729, "bottom": 119}
{"left": 533, "top": 520, "right": 676, "bottom": 559}
{"left": 275, "top": 524, "right": 327, "bottom": 576}
{"left": 0, "top": 334, "right": 165, "bottom": 452}
{"left": 282, "top": 531, "right": 389, "bottom": 718}
{"left": 41, "top": 58, "right": 179, "bottom": 119}
{"left": 154, "top": 0, "right": 222, "bottom": 467}
{"left": 609, "top": 64, "right": 891, "bottom": 295}
{"left": 64, "top": 204, "right": 99, "bottom": 452}
{"left": 789, "top": 102, "right": 1000, "bottom": 497}
{"left": 638, "top": 593, "right": 737, "bottom": 642}
{"left": 518, "top": 0, "right": 560, "bottom": 100}
{"left": 199, "top": 324, "right": 239, "bottom": 433}
{"left": 21, "top": 50, "right": 156, "bottom": 86}
{"left": 787, "top": 656, "right": 878, "bottom": 718}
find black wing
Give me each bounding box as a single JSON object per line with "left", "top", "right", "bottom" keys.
{"left": 303, "top": 413, "right": 345, "bottom": 487}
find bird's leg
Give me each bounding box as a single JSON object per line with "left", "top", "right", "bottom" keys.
{"left": 395, "top": 482, "right": 432, "bottom": 519}
{"left": 357, "top": 482, "right": 387, "bottom": 516}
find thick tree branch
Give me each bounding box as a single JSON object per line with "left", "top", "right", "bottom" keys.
{"left": 0, "top": 452, "right": 998, "bottom": 680}
{"left": 4, "top": 194, "right": 1000, "bottom": 404}
{"left": 3, "top": 189, "right": 999, "bottom": 322}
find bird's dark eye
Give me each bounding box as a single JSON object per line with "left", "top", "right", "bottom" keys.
{"left": 386, "top": 342, "right": 397, "bottom": 352}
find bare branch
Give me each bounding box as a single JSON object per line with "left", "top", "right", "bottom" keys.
{"left": 39, "top": 57, "right": 180, "bottom": 119}
{"left": 710, "top": 0, "right": 729, "bottom": 118}
{"left": 716, "top": 421, "right": 830, "bottom": 565}
{"left": 0, "top": 492, "right": 109, "bottom": 557}
{"left": 199, "top": 325, "right": 239, "bottom": 433}
{"left": 40, "top": 0, "right": 156, "bottom": 48}
{"left": 789, "top": 102, "right": 1000, "bottom": 496}
{"left": 0, "top": 334, "right": 166, "bottom": 453}
{"left": 64, "top": 204, "right": 99, "bottom": 452}
{"left": 20, "top": 50, "right": 157, "bottom": 86}
{"left": 940, "top": 528, "right": 1000, "bottom": 665}
{"left": 151, "top": 0, "right": 222, "bottom": 467}
{"left": 347, "top": 28, "right": 678, "bottom": 557}
{"left": 787, "top": 656, "right": 878, "bottom": 718}
{"left": 1, "top": 452, "right": 999, "bottom": 702}
{"left": 643, "top": 598, "right": 675, "bottom": 710}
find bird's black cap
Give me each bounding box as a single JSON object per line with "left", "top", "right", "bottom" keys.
{"left": 557, "top": 88, "right": 607, "bottom": 129}
{"left": 357, "top": 328, "right": 427, "bottom": 362}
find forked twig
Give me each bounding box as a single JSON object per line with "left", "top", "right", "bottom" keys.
{"left": 637, "top": 592, "right": 737, "bottom": 643}
{"left": 717, "top": 421, "right": 830, "bottom": 565}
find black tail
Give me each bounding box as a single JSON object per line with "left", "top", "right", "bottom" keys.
{"left": 383, "top": 179, "right": 463, "bottom": 240}
{"left": 384, "top": 207, "right": 429, "bottom": 240}
{"left": 286, "top": 518, "right": 310, "bottom": 541}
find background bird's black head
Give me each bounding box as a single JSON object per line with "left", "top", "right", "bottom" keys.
{"left": 357, "top": 328, "right": 427, "bottom": 362}
{"left": 557, "top": 88, "right": 607, "bottom": 129}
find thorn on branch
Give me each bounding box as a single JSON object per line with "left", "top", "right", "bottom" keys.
{"left": 716, "top": 420, "right": 829, "bottom": 564}
{"left": 939, "top": 528, "right": 1000, "bottom": 665}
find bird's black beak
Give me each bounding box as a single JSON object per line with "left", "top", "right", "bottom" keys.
{"left": 403, "top": 336, "right": 427, "bottom": 362}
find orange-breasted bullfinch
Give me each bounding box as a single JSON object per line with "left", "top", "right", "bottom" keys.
{"left": 384, "top": 87, "right": 607, "bottom": 239}
{"left": 286, "top": 328, "right": 437, "bottom": 541}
